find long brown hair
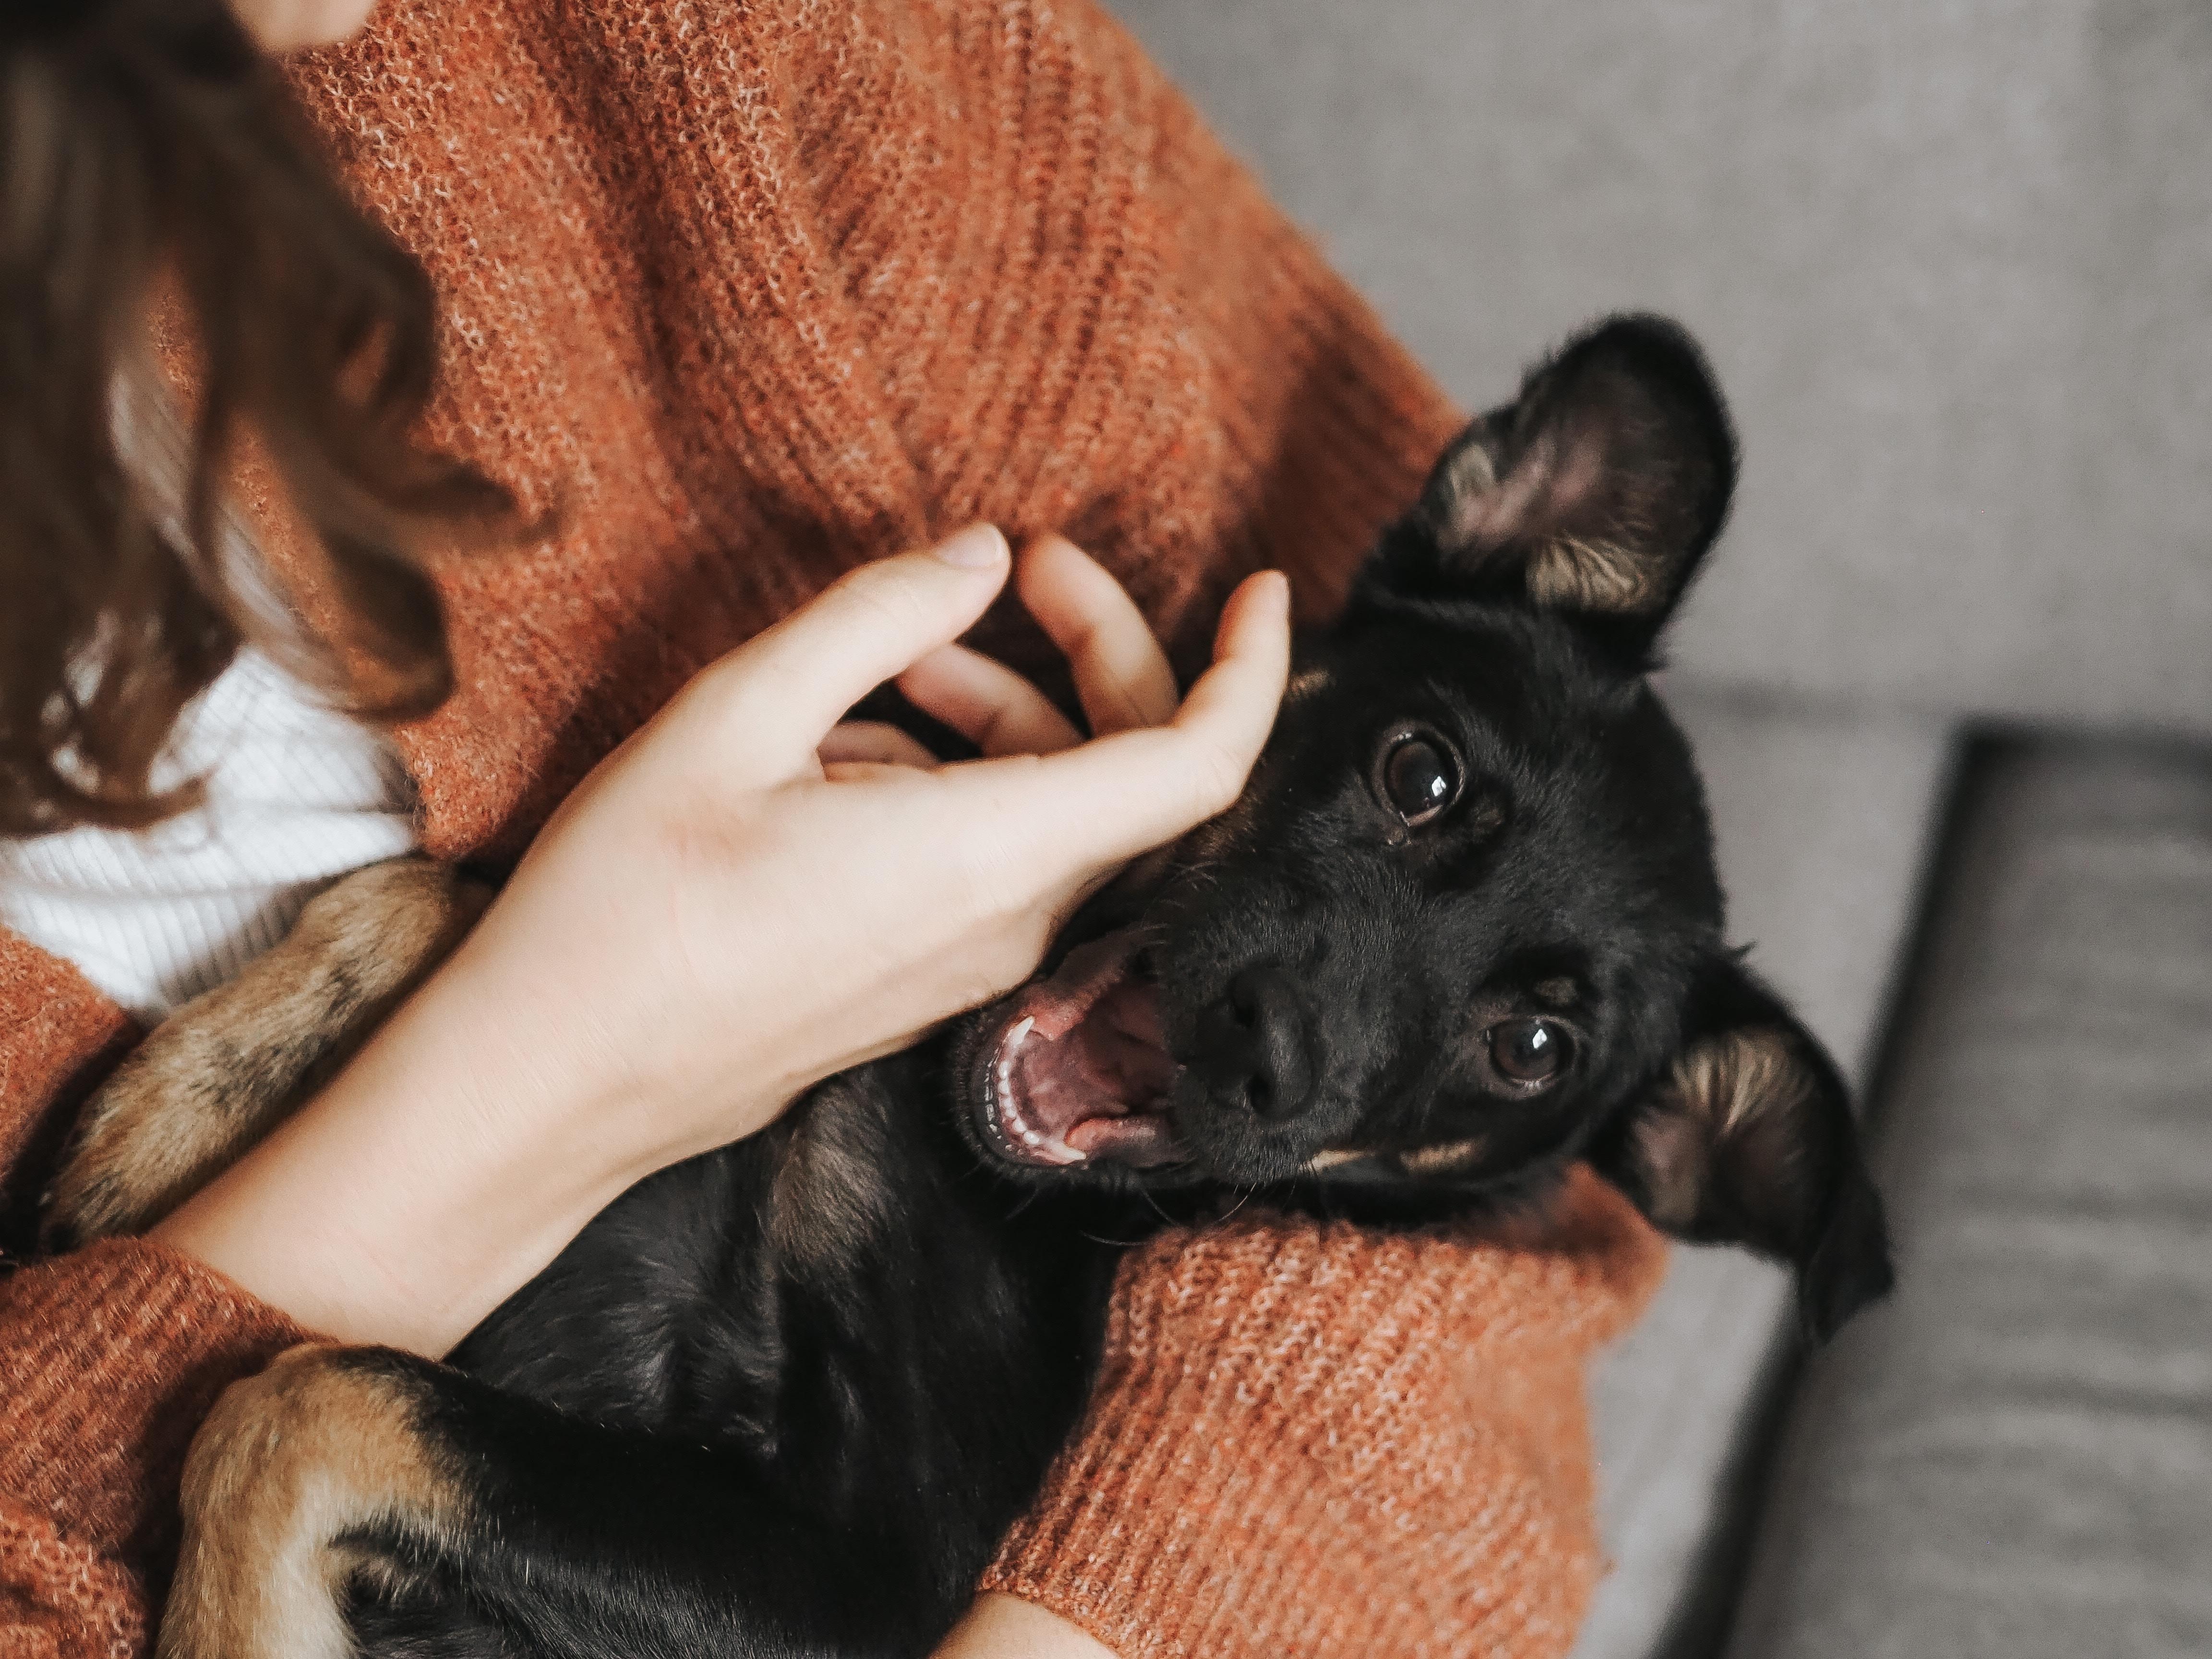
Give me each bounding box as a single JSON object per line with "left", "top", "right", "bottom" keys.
{"left": 0, "top": 0, "right": 521, "bottom": 835}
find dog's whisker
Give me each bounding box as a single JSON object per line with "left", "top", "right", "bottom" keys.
{"left": 1078, "top": 1228, "right": 1149, "bottom": 1249}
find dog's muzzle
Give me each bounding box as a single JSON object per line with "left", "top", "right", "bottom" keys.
{"left": 964, "top": 928, "right": 1183, "bottom": 1170}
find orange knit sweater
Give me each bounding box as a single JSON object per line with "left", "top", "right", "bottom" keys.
{"left": 0, "top": 2, "right": 1667, "bottom": 1655}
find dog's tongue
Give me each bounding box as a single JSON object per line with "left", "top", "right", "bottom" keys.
{"left": 993, "top": 930, "right": 1182, "bottom": 1166}
{"left": 1007, "top": 976, "right": 1175, "bottom": 1138}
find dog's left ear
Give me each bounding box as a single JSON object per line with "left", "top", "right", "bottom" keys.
{"left": 1588, "top": 956, "right": 1894, "bottom": 1342}
{"left": 1362, "top": 313, "right": 1738, "bottom": 661}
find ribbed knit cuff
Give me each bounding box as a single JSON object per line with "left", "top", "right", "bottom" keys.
{"left": 982, "top": 1171, "right": 1666, "bottom": 1659}
{"left": 0, "top": 1239, "right": 307, "bottom": 1576}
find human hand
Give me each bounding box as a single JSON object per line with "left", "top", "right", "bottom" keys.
{"left": 154, "top": 526, "right": 1289, "bottom": 1354}
{"left": 453, "top": 524, "right": 1289, "bottom": 1177}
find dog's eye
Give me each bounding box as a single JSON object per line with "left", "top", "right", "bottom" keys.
{"left": 1377, "top": 729, "right": 1462, "bottom": 825}
{"left": 1486, "top": 1017, "right": 1571, "bottom": 1089}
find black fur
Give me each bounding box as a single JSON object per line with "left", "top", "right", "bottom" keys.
{"left": 322, "top": 315, "right": 1893, "bottom": 1659}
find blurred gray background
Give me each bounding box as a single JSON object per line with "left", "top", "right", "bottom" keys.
{"left": 1101, "top": 4, "right": 2212, "bottom": 1656}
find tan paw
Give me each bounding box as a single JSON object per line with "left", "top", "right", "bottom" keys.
{"left": 161, "top": 1344, "right": 474, "bottom": 1659}
{"left": 47, "top": 857, "right": 491, "bottom": 1243}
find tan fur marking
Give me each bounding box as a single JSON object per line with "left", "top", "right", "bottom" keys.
{"left": 1466, "top": 795, "right": 1508, "bottom": 837}
{"left": 1525, "top": 535, "right": 1652, "bottom": 611}
{"left": 1431, "top": 438, "right": 1503, "bottom": 547}
{"left": 160, "top": 1346, "right": 471, "bottom": 1659}
{"left": 1637, "top": 1028, "right": 1808, "bottom": 1227}
{"left": 1675, "top": 1028, "right": 1804, "bottom": 1138}
{"left": 1396, "top": 1137, "right": 1489, "bottom": 1177}
{"left": 1533, "top": 977, "right": 1578, "bottom": 1008}
{"left": 47, "top": 856, "right": 491, "bottom": 1243}
{"left": 769, "top": 1078, "right": 897, "bottom": 1271}
{"left": 1303, "top": 1147, "right": 1370, "bottom": 1172}
{"left": 1283, "top": 666, "right": 1333, "bottom": 705}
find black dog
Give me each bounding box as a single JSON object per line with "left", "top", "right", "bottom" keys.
{"left": 57, "top": 314, "right": 1891, "bottom": 1659}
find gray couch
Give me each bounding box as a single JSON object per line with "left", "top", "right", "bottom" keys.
{"left": 1102, "top": 3, "right": 2212, "bottom": 1653}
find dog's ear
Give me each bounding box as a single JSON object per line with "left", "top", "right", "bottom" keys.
{"left": 1362, "top": 314, "right": 1738, "bottom": 659}
{"left": 1588, "top": 956, "right": 1894, "bottom": 1342}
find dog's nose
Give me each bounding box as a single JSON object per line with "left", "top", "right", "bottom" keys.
{"left": 1197, "top": 964, "right": 1315, "bottom": 1121}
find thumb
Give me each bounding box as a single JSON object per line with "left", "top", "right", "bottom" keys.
{"left": 692, "top": 525, "right": 1011, "bottom": 779}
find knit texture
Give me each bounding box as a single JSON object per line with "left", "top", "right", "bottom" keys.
{"left": 983, "top": 1169, "right": 1665, "bottom": 1658}
{"left": 0, "top": 1504, "right": 144, "bottom": 1659}
{"left": 0, "top": 2, "right": 1661, "bottom": 1654}
{"left": 0, "top": 938, "right": 133, "bottom": 1190}
{"left": 0, "top": 1245, "right": 305, "bottom": 1565}
{"left": 273, "top": 0, "right": 1466, "bottom": 860}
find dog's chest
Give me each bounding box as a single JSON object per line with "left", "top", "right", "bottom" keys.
{"left": 448, "top": 1053, "right": 1111, "bottom": 1515}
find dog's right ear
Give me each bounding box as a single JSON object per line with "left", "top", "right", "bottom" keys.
{"left": 1587, "top": 956, "right": 1895, "bottom": 1342}
{"left": 1358, "top": 313, "right": 1738, "bottom": 662}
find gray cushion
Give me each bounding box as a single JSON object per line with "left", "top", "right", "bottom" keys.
{"left": 1725, "top": 738, "right": 2212, "bottom": 1659}
{"left": 1574, "top": 691, "right": 1952, "bottom": 1659}
{"left": 1104, "top": 0, "right": 2212, "bottom": 733}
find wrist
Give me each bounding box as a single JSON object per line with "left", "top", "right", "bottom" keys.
{"left": 421, "top": 893, "right": 804, "bottom": 1179}
{"left": 149, "top": 959, "right": 637, "bottom": 1357}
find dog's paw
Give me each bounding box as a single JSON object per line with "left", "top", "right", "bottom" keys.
{"left": 44, "top": 857, "right": 491, "bottom": 1246}
{"left": 162, "top": 1344, "right": 474, "bottom": 1659}
{"left": 43, "top": 1043, "right": 228, "bottom": 1245}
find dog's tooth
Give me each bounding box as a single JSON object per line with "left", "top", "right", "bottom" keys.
{"left": 995, "top": 1017, "right": 1043, "bottom": 1150}
{"left": 996, "top": 1019, "right": 1033, "bottom": 1099}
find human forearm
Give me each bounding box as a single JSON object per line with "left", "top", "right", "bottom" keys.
{"left": 147, "top": 535, "right": 1289, "bottom": 1358}
{"left": 933, "top": 1594, "right": 1120, "bottom": 1659}
{"left": 147, "top": 968, "right": 648, "bottom": 1356}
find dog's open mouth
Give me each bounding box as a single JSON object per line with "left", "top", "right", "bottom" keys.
{"left": 970, "top": 927, "right": 1184, "bottom": 1169}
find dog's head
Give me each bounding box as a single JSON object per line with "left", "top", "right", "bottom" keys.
{"left": 954, "top": 315, "right": 1892, "bottom": 1341}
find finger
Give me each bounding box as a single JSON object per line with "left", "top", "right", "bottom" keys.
{"left": 688, "top": 525, "right": 1010, "bottom": 777}
{"left": 1016, "top": 535, "right": 1180, "bottom": 736}
{"left": 1166, "top": 567, "right": 1294, "bottom": 765}
{"left": 898, "top": 643, "right": 1084, "bottom": 757}
{"left": 817, "top": 721, "right": 940, "bottom": 770}
{"left": 947, "top": 569, "right": 1291, "bottom": 878}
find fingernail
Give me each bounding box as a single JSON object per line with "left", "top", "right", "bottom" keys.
{"left": 1259, "top": 569, "right": 1290, "bottom": 615}
{"left": 934, "top": 523, "right": 1009, "bottom": 568}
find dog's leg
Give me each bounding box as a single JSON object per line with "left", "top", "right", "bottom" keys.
{"left": 160, "top": 1345, "right": 480, "bottom": 1659}
{"left": 163, "top": 1344, "right": 984, "bottom": 1659}
{"left": 45, "top": 855, "right": 491, "bottom": 1244}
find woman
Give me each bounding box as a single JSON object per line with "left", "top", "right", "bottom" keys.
{"left": 0, "top": 1, "right": 1664, "bottom": 1655}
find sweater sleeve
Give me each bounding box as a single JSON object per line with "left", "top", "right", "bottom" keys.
{"left": 0, "top": 935, "right": 307, "bottom": 1652}
{"left": 0, "top": 1245, "right": 308, "bottom": 1570}
{"left": 982, "top": 1168, "right": 1669, "bottom": 1659}
{"left": 1064, "top": 0, "right": 1468, "bottom": 631}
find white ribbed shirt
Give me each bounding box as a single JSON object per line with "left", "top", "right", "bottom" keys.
{"left": 0, "top": 650, "right": 418, "bottom": 1025}
{"left": 0, "top": 358, "right": 423, "bottom": 1025}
